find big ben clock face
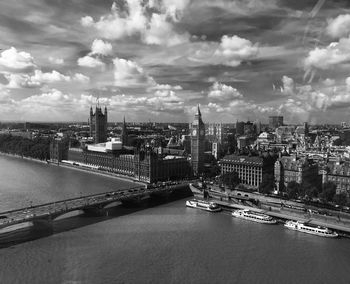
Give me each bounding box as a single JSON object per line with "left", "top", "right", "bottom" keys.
{"left": 192, "top": 129, "right": 197, "bottom": 136}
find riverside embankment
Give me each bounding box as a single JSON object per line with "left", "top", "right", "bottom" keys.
{"left": 202, "top": 189, "right": 350, "bottom": 235}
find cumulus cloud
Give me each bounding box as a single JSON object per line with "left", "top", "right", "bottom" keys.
{"left": 189, "top": 35, "right": 258, "bottom": 66}
{"left": 148, "top": 0, "right": 190, "bottom": 22}
{"left": 346, "top": 77, "right": 350, "bottom": 89}
{"left": 277, "top": 77, "right": 350, "bottom": 122}
{"left": 77, "top": 55, "right": 105, "bottom": 68}
{"left": 206, "top": 98, "right": 261, "bottom": 118}
{"left": 151, "top": 84, "right": 182, "bottom": 90}
{"left": 81, "top": 16, "right": 94, "bottom": 27}
{"left": 148, "top": 89, "right": 184, "bottom": 112}
{"left": 322, "top": 78, "right": 335, "bottom": 86}
{"left": 22, "top": 89, "right": 71, "bottom": 106}
{"left": 113, "top": 57, "right": 155, "bottom": 87}
{"left": 214, "top": 35, "right": 258, "bottom": 66}
{"left": 208, "top": 82, "right": 243, "bottom": 101}
{"left": 0, "top": 47, "right": 36, "bottom": 72}
{"left": 81, "top": 1, "right": 189, "bottom": 46}
{"left": 31, "top": 70, "right": 71, "bottom": 83}
{"left": 281, "top": 75, "right": 295, "bottom": 96}
{"left": 327, "top": 14, "right": 350, "bottom": 39}
{"left": 304, "top": 38, "right": 350, "bottom": 71}
{"left": 4, "top": 70, "right": 90, "bottom": 88}
{"left": 73, "top": 73, "right": 90, "bottom": 83}
{"left": 4, "top": 73, "right": 40, "bottom": 89}
{"left": 81, "top": 1, "right": 146, "bottom": 39}
{"left": 90, "top": 39, "right": 113, "bottom": 56}
{"left": 143, "top": 13, "right": 190, "bottom": 46}
{"left": 108, "top": 90, "right": 185, "bottom": 115}
{"left": 48, "top": 56, "right": 64, "bottom": 65}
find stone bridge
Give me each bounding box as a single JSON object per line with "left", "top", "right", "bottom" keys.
{"left": 0, "top": 182, "right": 189, "bottom": 232}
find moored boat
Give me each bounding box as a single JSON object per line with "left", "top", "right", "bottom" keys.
{"left": 284, "top": 220, "right": 338, "bottom": 238}
{"left": 186, "top": 199, "right": 221, "bottom": 212}
{"left": 232, "top": 209, "right": 277, "bottom": 224}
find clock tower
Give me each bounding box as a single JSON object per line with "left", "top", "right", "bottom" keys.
{"left": 191, "top": 105, "right": 205, "bottom": 176}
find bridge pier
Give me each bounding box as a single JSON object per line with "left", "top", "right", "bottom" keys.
{"left": 83, "top": 206, "right": 107, "bottom": 217}
{"left": 31, "top": 218, "right": 53, "bottom": 234}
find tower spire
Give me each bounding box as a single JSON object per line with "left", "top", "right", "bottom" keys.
{"left": 96, "top": 94, "right": 100, "bottom": 108}
{"left": 197, "top": 104, "right": 201, "bottom": 116}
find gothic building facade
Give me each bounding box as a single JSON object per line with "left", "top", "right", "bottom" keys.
{"left": 274, "top": 154, "right": 320, "bottom": 193}
{"left": 190, "top": 105, "right": 205, "bottom": 176}
{"left": 89, "top": 106, "right": 107, "bottom": 143}
{"left": 67, "top": 146, "right": 191, "bottom": 183}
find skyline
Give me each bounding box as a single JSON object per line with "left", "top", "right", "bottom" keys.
{"left": 1, "top": 1, "right": 350, "bottom": 123}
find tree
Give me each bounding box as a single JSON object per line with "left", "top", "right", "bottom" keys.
{"left": 286, "top": 181, "right": 302, "bottom": 199}
{"left": 259, "top": 173, "right": 274, "bottom": 194}
{"left": 302, "top": 181, "right": 320, "bottom": 200}
{"left": 0, "top": 134, "right": 50, "bottom": 160}
{"left": 221, "top": 171, "right": 240, "bottom": 190}
{"left": 333, "top": 192, "right": 348, "bottom": 206}
{"left": 320, "top": 181, "right": 336, "bottom": 202}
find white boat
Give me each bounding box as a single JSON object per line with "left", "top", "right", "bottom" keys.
{"left": 186, "top": 199, "right": 221, "bottom": 212}
{"left": 284, "top": 220, "right": 338, "bottom": 238}
{"left": 232, "top": 209, "right": 277, "bottom": 224}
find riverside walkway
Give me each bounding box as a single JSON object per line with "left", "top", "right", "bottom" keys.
{"left": 195, "top": 188, "right": 350, "bottom": 234}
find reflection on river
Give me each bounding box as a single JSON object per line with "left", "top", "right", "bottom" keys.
{"left": 1, "top": 156, "right": 350, "bottom": 284}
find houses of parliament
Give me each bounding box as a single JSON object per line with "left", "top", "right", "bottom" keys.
{"left": 52, "top": 105, "right": 206, "bottom": 183}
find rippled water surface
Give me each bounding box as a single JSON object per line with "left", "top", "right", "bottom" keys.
{"left": 1, "top": 156, "right": 350, "bottom": 284}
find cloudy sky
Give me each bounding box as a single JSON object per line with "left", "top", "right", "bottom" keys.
{"left": 1, "top": 0, "right": 350, "bottom": 124}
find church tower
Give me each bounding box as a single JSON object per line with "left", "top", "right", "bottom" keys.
{"left": 89, "top": 105, "right": 107, "bottom": 143}
{"left": 191, "top": 105, "right": 205, "bottom": 176}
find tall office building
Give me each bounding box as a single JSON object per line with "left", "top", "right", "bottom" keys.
{"left": 269, "top": 116, "right": 283, "bottom": 129}
{"left": 191, "top": 105, "right": 205, "bottom": 176}
{"left": 89, "top": 106, "right": 107, "bottom": 143}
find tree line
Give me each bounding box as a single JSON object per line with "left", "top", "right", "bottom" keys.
{"left": 220, "top": 170, "right": 349, "bottom": 207}
{"left": 0, "top": 134, "right": 51, "bottom": 160}
{"left": 286, "top": 180, "right": 349, "bottom": 206}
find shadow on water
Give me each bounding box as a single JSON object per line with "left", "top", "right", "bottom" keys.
{"left": 0, "top": 186, "right": 192, "bottom": 249}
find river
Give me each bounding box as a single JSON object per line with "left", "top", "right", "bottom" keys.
{"left": 0, "top": 155, "right": 350, "bottom": 284}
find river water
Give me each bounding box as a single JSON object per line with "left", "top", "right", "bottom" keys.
{"left": 0, "top": 155, "right": 350, "bottom": 284}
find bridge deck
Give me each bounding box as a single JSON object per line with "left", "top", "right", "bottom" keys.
{"left": 0, "top": 183, "right": 188, "bottom": 230}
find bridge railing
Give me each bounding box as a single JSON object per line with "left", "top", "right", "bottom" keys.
{"left": 0, "top": 182, "right": 188, "bottom": 216}
{"left": 0, "top": 185, "right": 145, "bottom": 216}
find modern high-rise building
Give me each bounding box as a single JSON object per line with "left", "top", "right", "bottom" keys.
{"left": 89, "top": 106, "right": 107, "bottom": 143}
{"left": 190, "top": 105, "right": 205, "bottom": 176}
{"left": 269, "top": 116, "right": 283, "bottom": 129}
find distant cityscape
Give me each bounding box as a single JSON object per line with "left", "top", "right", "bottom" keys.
{"left": 0, "top": 104, "right": 350, "bottom": 209}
